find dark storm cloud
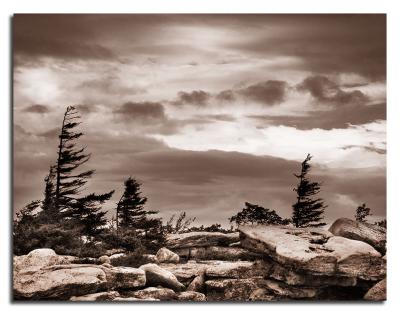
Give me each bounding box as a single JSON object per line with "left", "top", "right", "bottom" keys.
{"left": 216, "top": 90, "right": 236, "bottom": 102}
{"left": 297, "top": 75, "right": 369, "bottom": 105}
{"left": 238, "top": 80, "right": 288, "bottom": 105}
{"left": 175, "top": 90, "right": 211, "bottom": 107}
{"left": 114, "top": 101, "right": 166, "bottom": 121}
{"left": 249, "top": 102, "right": 385, "bottom": 130}
{"left": 13, "top": 14, "right": 115, "bottom": 62}
{"left": 23, "top": 104, "right": 50, "bottom": 114}
{"left": 227, "top": 14, "right": 386, "bottom": 79}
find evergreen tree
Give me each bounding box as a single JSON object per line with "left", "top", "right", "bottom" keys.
{"left": 54, "top": 106, "right": 94, "bottom": 213}
{"left": 116, "top": 177, "right": 156, "bottom": 229}
{"left": 355, "top": 203, "right": 371, "bottom": 222}
{"left": 69, "top": 191, "right": 114, "bottom": 237}
{"left": 39, "top": 165, "right": 58, "bottom": 223}
{"left": 229, "top": 202, "right": 290, "bottom": 226}
{"left": 292, "top": 154, "right": 327, "bottom": 228}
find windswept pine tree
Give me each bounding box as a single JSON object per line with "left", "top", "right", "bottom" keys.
{"left": 39, "top": 165, "right": 58, "bottom": 223}
{"left": 355, "top": 203, "right": 371, "bottom": 222}
{"left": 116, "top": 177, "right": 157, "bottom": 229}
{"left": 292, "top": 154, "right": 327, "bottom": 228}
{"left": 54, "top": 106, "right": 95, "bottom": 213}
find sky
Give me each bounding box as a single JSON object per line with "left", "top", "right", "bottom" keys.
{"left": 13, "top": 14, "right": 386, "bottom": 226}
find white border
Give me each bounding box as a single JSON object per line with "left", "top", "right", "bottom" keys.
{"left": 1, "top": 1, "right": 399, "bottom": 313}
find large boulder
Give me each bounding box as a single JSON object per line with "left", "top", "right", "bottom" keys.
{"left": 329, "top": 218, "right": 386, "bottom": 254}
{"left": 364, "top": 278, "right": 386, "bottom": 301}
{"left": 155, "top": 247, "right": 179, "bottom": 263}
{"left": 98, "top": 255, "right": 111, "bottom": 264}
{"left": 103, "top": 266, "right": 146, "bottom": 289}
{"left": 130, "top": 287, "right": 177, "bottom": 301}
{"left": 205, "top": 260, "right": 270, "bottom": 279}
{"left": 139, "top": 263, "right": 185, "bottom": 292}
{"left": 166, "top": 232, "right": 239, "bottom": 249}
{"left": 239, "top": 225, "right": 385, "bottom": 279}
{"left": 70, "top": 291, "right": 120, "bottom": 301}
{"left": 13, "top": 248, "right": 76, "bottom": 273}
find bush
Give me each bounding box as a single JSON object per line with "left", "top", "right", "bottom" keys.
{"left": 111, "top": 247, "right": 148, "bottom": 268}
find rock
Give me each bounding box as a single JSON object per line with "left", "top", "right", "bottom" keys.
{"left": 329, "top": 218, "right": 386, "bottom": 254}
{"left": 14, "top": 248, "right": 75, "bottom": 273}
{"left": 113, "top": 297, "right": 159, "bottom": 301}
{"left": 139, "top": 263, "right": 185, "bottom": 292}
{"left": 166, "top": 232, "right": 239, "bottom": 249}
{"left": 130, "top": 287, "right": 177, "bottom": 301}
{"left": 205, "top": 278, "right": 268, "bottom": 301}
{"left": 174, "top": 246, "right": 261, "bottom": 261}
{"left": 98, "top": 255, "right": 111, "bottom": 264}
{"left": 249, "top": 288, "right": 277, "bottom": 301}
{"left": 159, "top": 261, "right": 210, "bottom": 285}
{"left": 364, "top": 278, "right": 386, "bottom": 301}
{"left": 109, "top": 253, "right": 126, "bottom": 261}
{"left": 205, "top": 260, "right": 270, "bottom": 279}
{"left": 105, "top": 248, "right": 125, "bottom": 256}
{"left": 187, "top": 272, "right": 205, "bottom": 292}
{"left": 263, "top": 279, "right": 318, "bottom": 299}
{"left": 103, "top": 266, "right": 146, "bottom": 289}
{"left": 14, "top": 264, "right": 107, "bottom": 300}
{"left": 156, "top": 247, "right": 179, "bottom": 263}
{"left": 269, "top": 261, "right": 357, "bottom": 287}
{"left": 239, "top": 225, "right": 384, "bottom": 279}
{"left": 70, "top": 291, "right": 120, "bottom": 301}
{"left": 142, "top": 254, "right": 158, "bottom": 263}
{"left": 178, "top": 291, "right": 206, "bottom": 301}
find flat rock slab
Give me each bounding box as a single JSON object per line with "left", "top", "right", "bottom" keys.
{"left": 239, "top": 225, "right": 384, "bottom": 279}
{"left": 205, "top": 278, "right": 268, "bottom": 301}
{"left": 129, "top": 287, "right": 177, "bottom": 301}
{"left": 166, "top": 232, "right": 239, "bottom": 249}
{"left": 329, "top": 218, "right": 386, "bottom": 254}
{"left": 174, "top": 246, "right": 261, "bottom": 261}
{"left": 70, "top": 291, "right": 120, "bottom": 301}
{"left": 139, "top": 263, "right": 185, "bottom": 291}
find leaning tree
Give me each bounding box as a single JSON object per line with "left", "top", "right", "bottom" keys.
{"left": 292, "top": 154, "right": 327, "bottom": 228}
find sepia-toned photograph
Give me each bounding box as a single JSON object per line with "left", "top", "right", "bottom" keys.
{"left": 12, "top": 14, "right": 386, "bottom": 302}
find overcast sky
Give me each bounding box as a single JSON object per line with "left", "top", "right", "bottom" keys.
{"left": 13, "top": 14, "right": 386, "bottom": 226}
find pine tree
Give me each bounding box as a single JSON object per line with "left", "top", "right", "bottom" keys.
{"left": 54, "top": 106, "right": 95, "bottom": 214}
{"left": 116, "top": 177, "right": 156, "bottom": 229}
{"left": 70, "top": 191, "right": 114, "bottom": 237}
{"left": 40, "top": 165, "right": 58, "bottom": 223}
{"left": 355, "top": 203, "right": 371, "bottom": 222}
{"left": 292, "top": 154, "right": 327, "bottom": 228}
{"left": 229, "top": 202, "right": 290, "bottom": 226}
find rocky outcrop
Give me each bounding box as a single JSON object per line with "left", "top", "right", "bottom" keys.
{"left": 129, "top": 287, "right": 177, "bottom": 300}
{"left": 364, "top": 278, "right": 386, "bottom": 301}
{"left": 329, "top": 218, "right": 386, "bottom": 254}
{"left": 239, "top": 225, "right": 384, "bottom": 279}
{"left": 139, "top": 263, "right": 185, "bottom": 292}
{"left": 166, "top": 232, "right": 239, "bottom": 249}
{"left": 174, "top": 246, "right": 261, "bottom": 261}
{"left": 13, "top": 249, "right": 146, "bottom": 300}
{"left": 156, "top": 247, "right": 179, "bottom": 263}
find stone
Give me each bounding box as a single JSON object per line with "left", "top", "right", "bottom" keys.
{"left": 142, "top": 254, "right": 158, "bottom": 263}
{"left": 364, "top": 278, "right": 386, "bottom": 301}
{"left": 174, "top": 246, "right": 261, "bottom": 261}
{"left": 70, "top": 291, "right": 120, "bottom": 301}
{"left": 269, "top": 261, "right": 357, "bottom": 287}
{"left": 113, "top": 297, "right": 159, "bottom": 301}
{"left": 205, "top": 278, "right": 268, "bottom": 301}
{"left": 103, "top": 266, "right": 146, "bottom": 289}
{"left": 166, "top": 232, "right": 239, "bottom": 249}
{"left": 178, "top": 291, "right": 206, "bottom": 301}
{"left": 14, "top": 264, "right": 107, "bottom": 300}
{"left": 159, "top": 261, "right": 211, "bottom": 285}
{"left": 13, "top": 248, "right": 76, "bottom": 273}
{"left": 98, "top": 255, "right": 111, "bottom": 264}
{"left": 248, "top": 288, "right": 277, "bottom": 301}
{"left": 239, "top": 225, "right": 384, "bottom": 279}
{"left": 139, "top": 263, "right": 185, "bottom": 292}
{"left": 329, "top": 218, "right": 386, "bottom": 254}
{"left": 109, "top": 253, "right": 126, "bottom": 261}
{"left": 263, "top": 279, "right": 319, "bottom": 299}
{"left": 187, "top": 272, "right": 205, "bottom": 292}
{"left": 130, "top": 287, "right": 177, "bottom": 301}
{"left": 205, "top": 260, "right": 270, "bottom": 279}
{"left": 156, "top": 247, "right": 179, "bottom": 263}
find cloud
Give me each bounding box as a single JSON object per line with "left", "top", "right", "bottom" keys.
{"left": 23, "top": 104, "right": 50, "bottom": 114}
{"left": 113, "top": 101, "right": 166, "bottom": 121}
{"left": 297, "top": 75, "right": 369, "bottom": 105}
{"left": 175, "top": 90, "right": 211, "bottom": 106}
{"left": 238, "top": 80, "right": 288, "bottom": 105}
